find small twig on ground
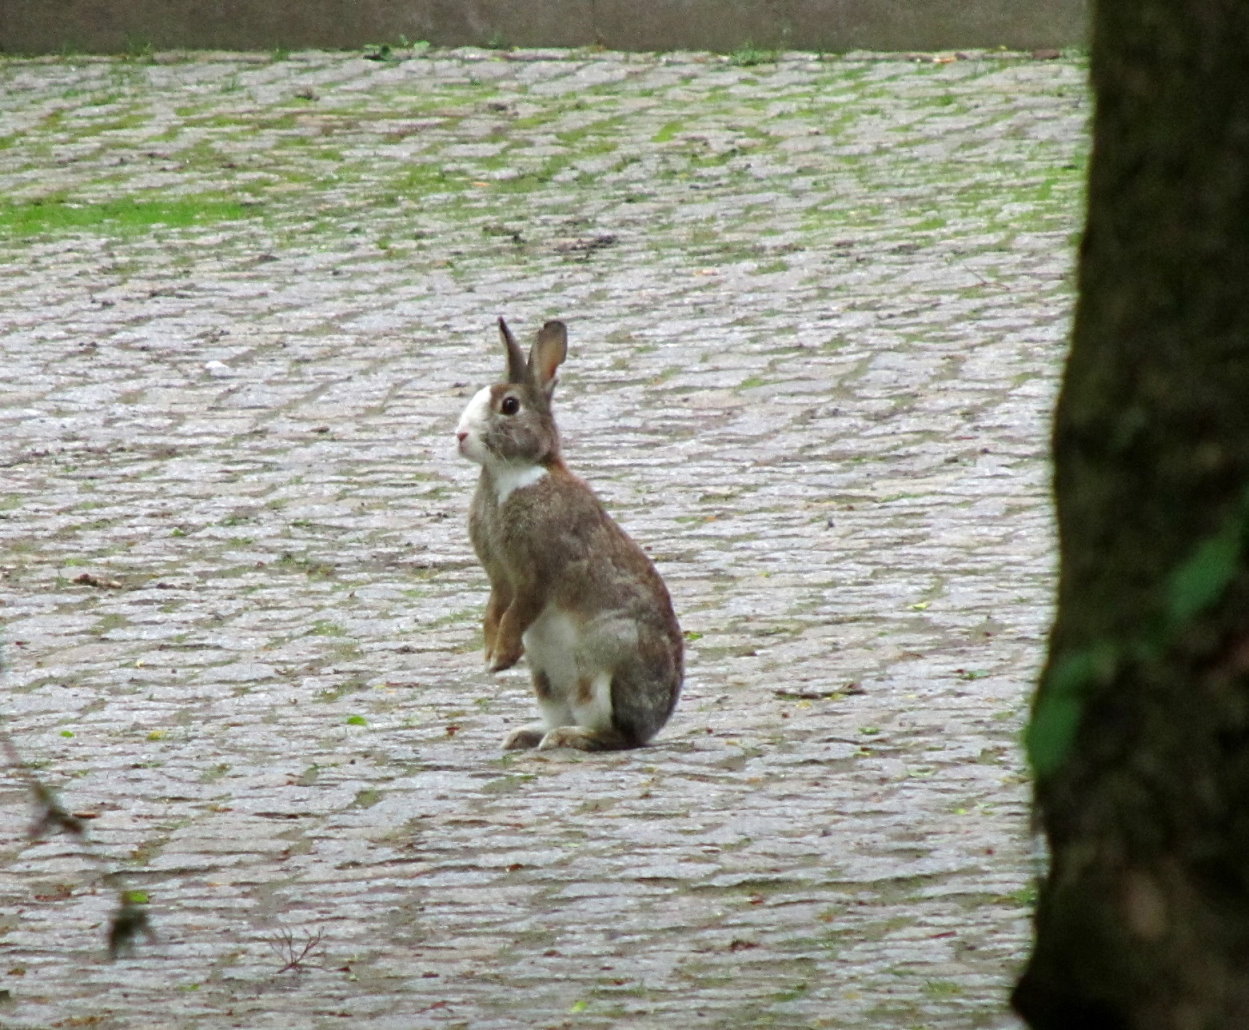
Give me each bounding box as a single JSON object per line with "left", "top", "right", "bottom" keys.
{"left": 268, "top": 927, "right": 325, "bottom": 973}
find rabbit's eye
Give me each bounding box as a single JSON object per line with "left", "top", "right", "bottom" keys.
{"left": 500, "top": 396, "right": 521, "bottom": 416}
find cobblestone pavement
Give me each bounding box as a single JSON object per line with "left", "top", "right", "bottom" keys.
{"left": 0, "top": 46, "right": 1086, "bottom": 1029}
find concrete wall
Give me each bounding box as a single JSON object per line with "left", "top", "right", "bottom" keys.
{"left": 1, "top": 0, "right": 1087, "bottom": 56}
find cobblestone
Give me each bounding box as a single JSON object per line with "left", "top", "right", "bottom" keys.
{"left": 0, "top": 46, "right": 1086, "bottom": 1028}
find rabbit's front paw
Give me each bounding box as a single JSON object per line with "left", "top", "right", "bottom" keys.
{"left": 489, "top": 649, "right": 522, "bottom": 673}
{"left": 482, "top": 611, "right": 501, "bottom": 661}
{"left": 489, "top": 630, "right": 524, "bottom": 672}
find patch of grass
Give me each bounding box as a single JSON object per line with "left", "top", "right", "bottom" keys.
{"left": 923, "top": 979, "right": 964, "bottom": 997}
{"left": 651, "top": 119, "right": 686, "bottom": 144}
{"left": 424, "top": 606, "right": 478, "bottom": 630}
{"left": 554, "top": 116, "right": 622, "bottom": 148}
{"left": 0, "top": 194, "right": 259, "bottom": 238}
{"left": 754, "top": 257, "right": 791, "bottom": 274}
{"left": 483, "top": 772, "right": 537, "bottom": 794}
{"left": 769, "top": 981, "right": 810, "bottom": 1003}
{"left": 315, "top": 678, "right": 368, "bottom": 703}
{"left": 277, "top": 553, "right": 336, "bottom": 578}
{"left": 729, "top": 43, "right": 780, "bottom": 68}
{"left": 997, "top": 884, "right": 1038, "bottom": 907}
{"left": 94, "top": 613, "right": 128, "bottom": 635}
{"left": 200, "top": 763, "right": 231, "bottom": 783}
{"left": 486, "top": 157, "right": 566, "bottom": 195}
{"left": 391, "top": 163, "right": 468, "bottom": 196}
{"left": 351, "top": 787, "right": 382, "bottom": 808}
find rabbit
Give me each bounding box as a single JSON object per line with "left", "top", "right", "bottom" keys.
{"left": 454, "top": 317, "right": 683, "bottom": 751}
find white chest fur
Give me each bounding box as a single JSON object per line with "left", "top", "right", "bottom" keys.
{"left": 494, "top": 463, "right": 547, "bottom": 504}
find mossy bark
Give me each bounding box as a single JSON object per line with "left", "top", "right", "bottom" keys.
{"left": 1014, "top": 1, "right": 1249, "bottom": 1027}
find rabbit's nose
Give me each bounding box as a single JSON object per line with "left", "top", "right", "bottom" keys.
{"left": 456, "top": 431, "right": 468, "bottom": 443}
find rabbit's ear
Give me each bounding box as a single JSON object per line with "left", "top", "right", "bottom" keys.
{"left": 498, "top": 317, "right": 528, "bottom": 385}
{"left": 530, "top": 320, "right": 568, "bottom": 396}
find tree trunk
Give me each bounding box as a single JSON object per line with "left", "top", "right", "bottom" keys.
{"left": 1013, "top": 1, "right": 1249, "bottom": 1027}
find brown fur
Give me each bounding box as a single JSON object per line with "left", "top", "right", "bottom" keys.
{"left": 457, "top": 318, "right": 683, "bottom": 751}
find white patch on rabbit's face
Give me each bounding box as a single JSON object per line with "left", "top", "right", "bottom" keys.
{"left": 457, "top": 385, "right": 549, "bottom": 499}
{"left": 455, "top": 386, "right": 493, "bottom": 465}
